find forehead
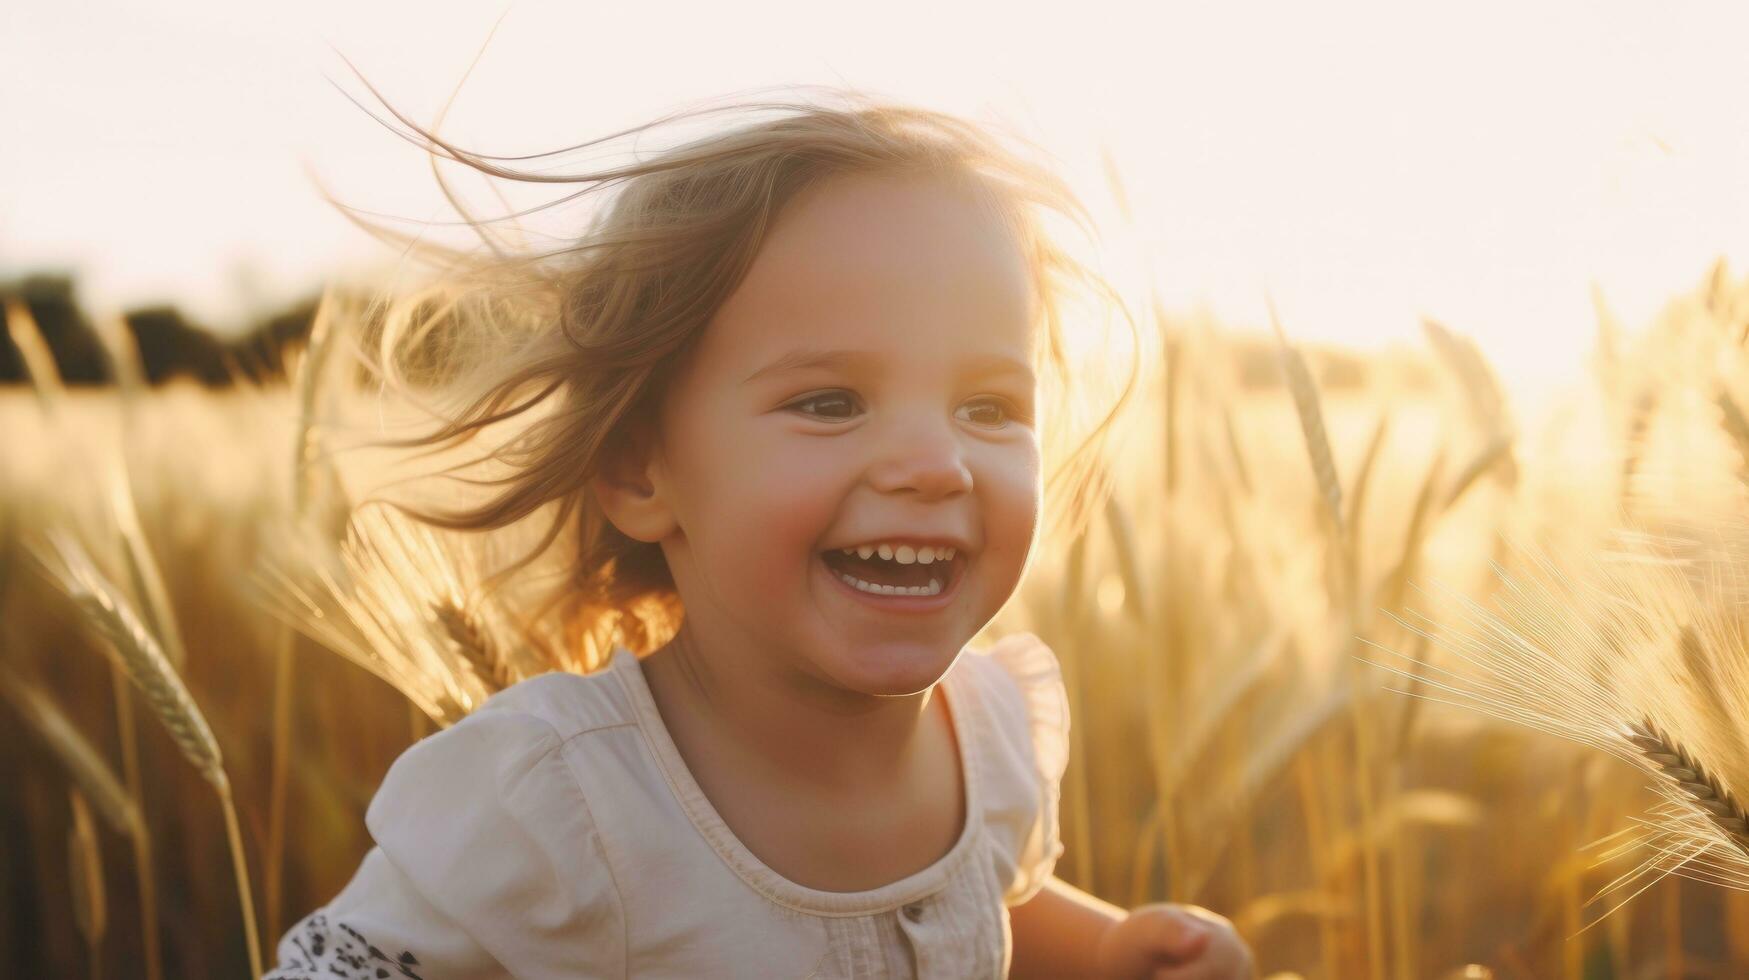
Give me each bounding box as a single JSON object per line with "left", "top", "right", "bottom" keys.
{"left": 699, "top": 172, "right": 1040, "bottom": 376}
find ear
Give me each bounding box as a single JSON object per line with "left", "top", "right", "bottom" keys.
{"left": 592, "top": 427, "right": 678, "bottom": 544}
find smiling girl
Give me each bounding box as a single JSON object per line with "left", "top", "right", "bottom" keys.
{"left": 265, "top": 93, "right": 1254, "bottom": 979}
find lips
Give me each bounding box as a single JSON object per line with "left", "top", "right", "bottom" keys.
{"left": 811, "top": 553, "right": 965, "bottom": 605}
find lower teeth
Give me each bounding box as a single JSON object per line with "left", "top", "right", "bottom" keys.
{"left": 838, "top": 572, "right": 942, "bottom": 597}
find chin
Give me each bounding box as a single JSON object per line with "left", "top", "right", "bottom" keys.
{"left": 815, "top": 635, "right": 962, "bottom": 698}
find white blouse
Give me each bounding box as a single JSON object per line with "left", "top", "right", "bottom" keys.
{"left": 264, "top": 632, "right": 1069, "bottom": 980}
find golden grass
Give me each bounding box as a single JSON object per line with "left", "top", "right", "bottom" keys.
{"left": 27, "top": 530, "right": 261, "bottom": 978}
{"left": 9, "top": 264, "right": 1749, "bottom": 977}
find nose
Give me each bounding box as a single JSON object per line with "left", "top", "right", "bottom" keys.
{"left": 865, "top": 411, "right": 974, "bottom": 500}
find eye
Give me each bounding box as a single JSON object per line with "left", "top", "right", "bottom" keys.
{"left": 956, "top": 396, "right": 1018, "bottom": 428}
{"left": 786, "top": 390, "right": 863, "bottom": 422}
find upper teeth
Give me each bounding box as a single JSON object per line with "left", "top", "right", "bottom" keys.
{"left": 841, "top": 542, "right": 956, "bottom": 564}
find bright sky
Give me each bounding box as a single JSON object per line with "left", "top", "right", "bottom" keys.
{"left": 5, "top": 0, "right": 1748, "bottom": 428}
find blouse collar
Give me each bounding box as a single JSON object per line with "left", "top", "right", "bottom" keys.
{"left": 610, "top": 644, "right": 986, "bottom": 916}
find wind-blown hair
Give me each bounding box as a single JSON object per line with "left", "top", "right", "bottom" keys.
{"left": 343, "top": 88, "right": 1136, "bottom": 659}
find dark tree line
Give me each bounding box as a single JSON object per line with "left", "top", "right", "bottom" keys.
{"left": 0, "top": 273, "right": 1402, "bottom": 395}
{"left": 0, "top": 275, "right": 317, "bottom": 387}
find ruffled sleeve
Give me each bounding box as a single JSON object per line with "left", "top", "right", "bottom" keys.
{"left": 265, "top": 706, "right": 626, "bottom": 978}
{"left": 266, "top": 848, "right": 496, "bottom": 979}
{"left": 971, "top": 631, "right": 1071, "bottom": 907}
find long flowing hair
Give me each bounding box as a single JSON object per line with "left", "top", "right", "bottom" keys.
{"left": 337, "top": 86, "right": 1137, "bottom": 659}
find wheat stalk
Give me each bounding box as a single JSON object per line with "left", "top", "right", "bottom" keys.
{"left": 1344, "top": 411, "right": 1391, "bottom": 558}
{"left": 1619, "top": 389, "right": 1658, "bottom": 515}
{"left": 8, "top": 295, "right": 188, "bottom": 671}
{"left": 253, "top": 499, "right": 561, "bottom": 729}
{"left": 0, "top": 661, "right": 143, "bottom": 839}
{"left": 10, "top": 289, "right": 177, "bottom": 974}
{"left": 30, "top": 529, "right": 261, "bottom": 977}
{"left": 1624, "top": 719, "right": 1749, "bottom": 859}
{"left": 1056, "top": 528, "right": 1097, "bottom": 892}
{"left": 1, "top": 648, "right": 154, "bottom": 976}
{"left": 1441, "top": 432, "right": 1515, "bottom": 512}
{"left": 1421, "top": 317, "right": 1510, "bottom": 437}
{"left": 1161, "top": 308, "right": 1180, "bottom": 496}
{"left": 68, "top": 789, "right": 107, "bottom": 980}
{"left": 3, "top": 295, "right": 66, "bottom": 416}
{"left": 1714, "top": 388, "right": 1749, "bottom": 491}
{"left": 1268, "top": 296, "right": 1364, "bottom": 752}
{"left": 1270, "top": 306, "right": 1347, "bottom": 550}
{"left": 1377, "top": 450, "right": 1448, "bottom": 625}
{"left": 1100, "top": 496, "right": 1147, "bottom": 623}
{"left": 1365, "top": 534, "right": 1749, "bottom": 918}
{"left": 1706, "top": 257, "right": 1734, "bottom": 321}
{"left": 266, "top": 286, "right": 340, "bottom": 945}
{"left": 9, "top": 296, "right": 170, "bottom": 975}
{"left": 1217, "top": 403, "right": 1254, "bottom": 496}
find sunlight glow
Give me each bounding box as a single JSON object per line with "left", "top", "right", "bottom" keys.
{"left": 4, "top": 0, "right": 1746, "bottom": 435}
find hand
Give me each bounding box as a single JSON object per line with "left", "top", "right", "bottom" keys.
{"left": 1094, "top": 903, "right": 1256, "bottom": 980}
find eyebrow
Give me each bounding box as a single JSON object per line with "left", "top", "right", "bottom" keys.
{"left": 741, "top": 348, "right": 1035, "bottom": 386}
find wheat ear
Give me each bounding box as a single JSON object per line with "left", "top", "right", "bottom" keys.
{"left": 1715, "top": 389, "right": 1749, "bottom": 491}
{"left": 3, "top": 296, "right": 66, "bottom": 415}
{"left": 1421, "top": 317, "right": 1509, "bottom": 435}
{"left": 32, "top": 530, "right": 262, "bottom": 977}
{"left": 39, "top": 533, "right": 224, "bottom": 784}
{"left": 435, "top": 600, "right": 513, "bottom": 692}
{"left": 1625, "top": 719, "right": 1749, "bottom": 859}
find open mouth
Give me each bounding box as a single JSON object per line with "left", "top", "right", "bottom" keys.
{"left": 819, "top": 543, "right": 964, "bottom": 598}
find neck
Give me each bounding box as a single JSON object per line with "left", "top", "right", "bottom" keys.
{"left": 640, "top": 620, "right": 935, "bottom": 796}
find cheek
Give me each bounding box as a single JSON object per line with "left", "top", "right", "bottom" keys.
{"left": 673, "top": 424, "right": 844, "bottom": 590}
{"left": 975, "top": 441, "right": 1043, "bottom": 581}
{"left": 746, "top": 454, "right": 842, "bottom": 565}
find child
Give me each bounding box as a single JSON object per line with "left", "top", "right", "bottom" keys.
{"left": 266, "top": 93, "right": 1255, "bottom": 979}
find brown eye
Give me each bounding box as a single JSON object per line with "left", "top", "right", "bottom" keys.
{"left": 789, "top": 391, "right": 861, "bottom": 421}
{"left": 956, "top": 398, "right": 1010, "bottom": 427}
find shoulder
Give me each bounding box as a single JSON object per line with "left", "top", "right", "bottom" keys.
{"left": 960, "top": 631, "right": 1070, "bottom": 779}
{"left": 365, "top": 706, "right": 566, "bottom": 845}
{"left": 473, "top": 659, "right": 638, "bottom": 738}
{"left": 357, "top": 669, "right": 630, "bottom": 973}
{"left": 365, "top": 661, "right": 637, "bottom": 859}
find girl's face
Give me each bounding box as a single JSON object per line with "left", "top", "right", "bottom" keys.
{"left": 644, "top": 172, "right": 1042, "bottom": 696}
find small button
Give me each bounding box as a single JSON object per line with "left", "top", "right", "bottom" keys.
{"left": 902, "top": 903, "right": 924, "bottom": 922}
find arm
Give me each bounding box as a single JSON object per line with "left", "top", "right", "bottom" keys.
{"left": 1008, "top": 874, "right": 1253, "bottom": 980}
{"left": 1006, "top": 874, "right": 1124, "bottom": 979}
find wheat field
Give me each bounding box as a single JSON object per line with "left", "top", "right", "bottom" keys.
{"left": 8, "top": 265, "right": 1749, "bottom": 978}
